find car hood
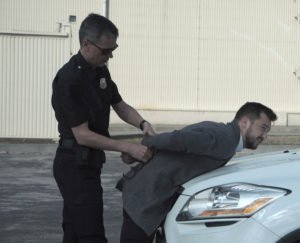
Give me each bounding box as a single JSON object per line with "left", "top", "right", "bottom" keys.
{"left": 181, "top": 148, "right": 300, "bottom": 196}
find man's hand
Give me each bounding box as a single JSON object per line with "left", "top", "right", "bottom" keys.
{"left": 126, "top": 144, "right": 152, "bottom": 163}
{"left": 121, "top": 152, "right": 136, "bottom": 164}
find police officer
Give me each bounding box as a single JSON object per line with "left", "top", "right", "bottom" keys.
{"left": 51, "top": 13, "right": 155, "bottom": 243}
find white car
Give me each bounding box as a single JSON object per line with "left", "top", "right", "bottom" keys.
{"left": 157, "top": 149, "right": 300, "bottom": 243}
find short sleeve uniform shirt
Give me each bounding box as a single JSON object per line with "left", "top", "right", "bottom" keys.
{"left": 52, "top": 51, "right": 122, "bottom": 139}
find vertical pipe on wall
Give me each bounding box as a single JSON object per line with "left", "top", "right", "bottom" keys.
{"left": 294, "top": 0, "right": 300, "bottom": 89}
{"left": 103, "top": 0, "right": 109, "bottom": 18}
{"left": 297, "top": 0, "right": 300, "bottom": 67}
{"left": 103, "top": 0, "right": 110, "bottom": 67}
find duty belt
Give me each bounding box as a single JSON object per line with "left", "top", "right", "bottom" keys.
{"left": 59, "top": 138, "right": 76, "bottom": 149}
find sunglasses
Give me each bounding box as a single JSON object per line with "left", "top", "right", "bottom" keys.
{"left": 88, "top": 39, "right": 118, "bottom": 56}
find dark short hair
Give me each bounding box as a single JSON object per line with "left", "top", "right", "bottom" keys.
{"left": 79, "top": 13, "right": 119, "bottom": 46}
{"left": 234, "top": 102, "right": 277, "bottom": 122}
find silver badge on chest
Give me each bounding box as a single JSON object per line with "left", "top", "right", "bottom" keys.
{"left": 99, "top": 77, "right": 107, "bottom": 89}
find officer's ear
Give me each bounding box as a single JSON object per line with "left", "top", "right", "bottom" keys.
{"left": 81, "top": 38, "right": 90, "bottom": 51}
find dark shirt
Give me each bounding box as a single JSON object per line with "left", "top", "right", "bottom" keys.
{"left": 52, "top": 51, "right": 122, "bottom": 139}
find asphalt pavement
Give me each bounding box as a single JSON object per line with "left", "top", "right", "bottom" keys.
{"left": 0, "top": 144, "right": 129, "bottom": 243}
{"left": 0, "top": 131, "right": 300, "bottom": 243}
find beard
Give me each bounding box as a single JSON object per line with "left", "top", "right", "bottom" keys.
{"left": 244, "top": 127, "right": 263, "bottom": 150}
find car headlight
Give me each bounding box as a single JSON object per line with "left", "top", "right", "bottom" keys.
{"left": 177, "top": 183, "right": 290, "bottom": 221}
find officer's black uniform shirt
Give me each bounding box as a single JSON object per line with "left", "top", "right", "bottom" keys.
{"left": 52, "top": 51, "right": 122, "bottom": 140}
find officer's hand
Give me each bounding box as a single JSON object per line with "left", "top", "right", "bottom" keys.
{"left": 127, "top": 144, "right": 153, "bottom": 163}
{"left": 142, "top": 121, "right": 156, "bottom": 136}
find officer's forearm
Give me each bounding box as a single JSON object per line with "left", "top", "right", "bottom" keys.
{"left": 113, "top": 101, "right": 144, "bottom": 129}
{"left": 72, "top": 126, "right": 131, "bottom": 152}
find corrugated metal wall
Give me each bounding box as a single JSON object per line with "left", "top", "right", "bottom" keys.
{"left": 109, "top": 0, "right": 200, "bottom": 111}
{"left": 109, "top": 0, "right": 299, "bottom": 114}
{"left": 0, "top": 0, "right": 105, "bottom": 138}
{"left": 0, "top": 0, "right": 105, "bottom": 56}
{"left": 0, "top": 0, "right": 299, "bottom": 138}
{"left": 196, "top": 0, "right": 298, "bottom": 112}
{"left": 0, "top": 33, "right": 69, "bottom": 138}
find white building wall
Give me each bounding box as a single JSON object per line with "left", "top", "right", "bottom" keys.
{"left": 196, "top": 0, "right": 298, "bottom": 112}
{"left": 0, "top": 33, "right": 69, "bottom": 138}
{"left": 0, "top": 0, "right": 105, "bottom": 139}
{"left": 109, "top": 0, "right": 200, "bottom": 111}
{"left": 0, "top": 0, "right": 104, "bottom": 53}
{"left": 0, "top": 0, "right": 299, "bottom": 139}
{"left": 109, "top": 0, "right": 300, "bottom": 126}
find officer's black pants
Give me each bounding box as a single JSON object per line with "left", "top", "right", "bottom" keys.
{"left": 53, "top": 151, "right": 107, "bottom": 243}
{"left": 120, "top": 210, "right": 155, "bottom": 243}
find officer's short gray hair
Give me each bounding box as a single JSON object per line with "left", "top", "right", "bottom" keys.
{"left": 79, "top": 13, "right": 119, "bottom": 46}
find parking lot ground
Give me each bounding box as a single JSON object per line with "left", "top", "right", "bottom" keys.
{"left": 0, "top": 145, "right": 128, "bottom": 243}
